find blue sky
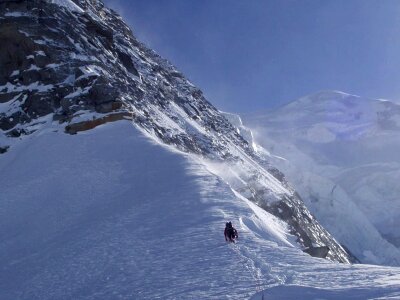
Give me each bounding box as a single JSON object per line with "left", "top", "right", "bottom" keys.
{"left": 104, "top": 0, "right": 400, "bottom": 113}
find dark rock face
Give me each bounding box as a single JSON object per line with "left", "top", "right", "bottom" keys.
{"left": 0, "top": 0, "right": 135, "bottom": 130}
{"left": 0, "top": 0, "right": 354, "bottom": 263}
{"left": 64, "top": 111, "right": 131, "bottom": 134}
{"left": 303, "top": 246, "right": 330, "bottom": 259}
{"left": 0, "top": 146, "right": 9, "bottom": 154}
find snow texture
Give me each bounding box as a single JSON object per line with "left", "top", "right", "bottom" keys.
{"left": 1, "top": 121, "right": 400, "bottom": 299}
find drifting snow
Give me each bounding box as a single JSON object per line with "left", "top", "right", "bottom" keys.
{"left": 221, "top": 111, "right": 257, "bottom": 151}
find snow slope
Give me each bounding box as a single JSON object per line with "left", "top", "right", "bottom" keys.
{"left": 242, "top": 90, "right": 400, "bottom": 266}
{"left": 1, "top": 120, "right": 400, "bottom": 299}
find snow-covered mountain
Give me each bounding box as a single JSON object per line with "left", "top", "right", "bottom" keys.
{"left": 243, "top": 90, "right": 400, "bottom": 266}
{"left": 1, "top": 1, "right": 400, "bottom": 298}
{"left": 0, "top": 0, "right": 352, "bottom": 262}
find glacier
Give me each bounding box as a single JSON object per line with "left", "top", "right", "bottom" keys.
{"left": 243, "top": 90, "right": 400, "bottom": 266}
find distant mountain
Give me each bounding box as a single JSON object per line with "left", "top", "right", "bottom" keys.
{"left": 243, "top": 90, "right": 400, "bottom": 265}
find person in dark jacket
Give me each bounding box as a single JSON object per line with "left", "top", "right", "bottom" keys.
{"left": 224, "top": 221, "right": 238, "bottom": 242}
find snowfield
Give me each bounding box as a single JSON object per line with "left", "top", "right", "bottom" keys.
{"left": 1, "top": 120, "right": 400, "bottom": 299}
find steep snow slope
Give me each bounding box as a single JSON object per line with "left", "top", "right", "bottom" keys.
{"left": 242, "top": 90, "right": 400, "bottom": 266}
{"left": 1, "top": 120, "right": 400, "bottom": 299}
{"left": 0, "top": 121, "right": 280, "bottom": 299}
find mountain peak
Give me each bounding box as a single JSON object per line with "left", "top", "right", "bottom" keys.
{"left": 310, "top": 90, "right": 354, "bottom": 98}
{"left": 279, "top": 90, "right": 400, "bottom": 116}
{"left": 285, "top": 90, "right": 360, "bottom": 109}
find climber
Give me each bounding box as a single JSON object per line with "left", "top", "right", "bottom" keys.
{"left": 224, "top": 221, "right": 238, "bottom": 243}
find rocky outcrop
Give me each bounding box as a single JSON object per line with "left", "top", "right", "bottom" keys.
{"left": 65, "top": 112, "right": 132, "bottom": 134}
{"left": 0, "top": 0, "right": 133, "bottom": 135}
{"left": 0, "top": 146, "right": 9, "bottom": 154}
{"left": 303, "top": 246, "right": 330, "bottom": 259}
